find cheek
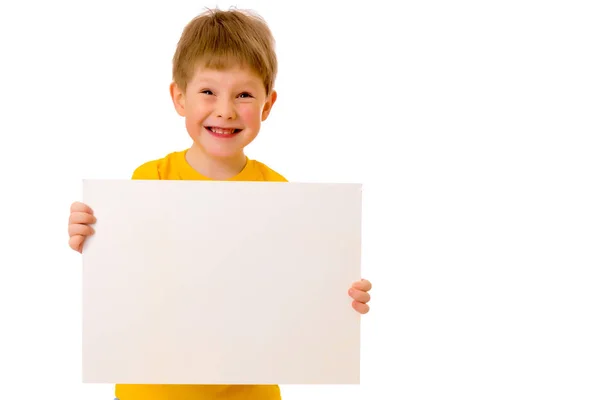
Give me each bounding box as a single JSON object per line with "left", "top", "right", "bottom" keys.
{"left": 237, "top": 105, "right": 262, "bottom": 126}
{"left": 186, "top": 99, "right": 210, "bottom": 121}
{"left": 184, "top": 104, "right": 208, "bottom": 137}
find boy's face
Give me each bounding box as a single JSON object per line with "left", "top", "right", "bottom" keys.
{"left": 170, "top": 65, "right": 276, "bottom": 160}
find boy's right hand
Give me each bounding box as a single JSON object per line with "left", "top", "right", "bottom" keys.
{"left": 68, "top": 202, "right": 96, "bottom": 253}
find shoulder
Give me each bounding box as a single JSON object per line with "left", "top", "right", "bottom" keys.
{"left": 131, "top": 151, "right": 184, "bottom": 180}
{"left": 252, "top": 160, "right": 288, "bottom": 182}
{"left": 132, "top": 160, "right": 160, "bottom": 179}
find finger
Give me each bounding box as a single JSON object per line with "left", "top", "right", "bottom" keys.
{"left": 69, "top": 211, "right": 97, "bottom": 225}
{"left": 70, "top": 201, "right": 94, "bottom": 215}
{"left": 69, "top": 235, "right": 84, "bottom": 253}
{"left": 352, "top": 279, "right": 372, "bottom": 291}
{"left": 352, "top": 301, "right": 370, "bottom": 314}
{"left": 348, "top": 288, "right": 371, "bottom": 304}
{"left": 68, "top": 224, "right": 95, "bottom": 238}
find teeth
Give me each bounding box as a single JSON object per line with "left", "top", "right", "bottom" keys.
{"left": 210, "top": 127, "right": 236, "bottom": 134}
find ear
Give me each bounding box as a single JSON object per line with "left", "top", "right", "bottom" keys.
{"left": 261, "top": 90, "right": 277, "bottom": 121}
{"left": 170, "top": 82, "right": 186, "bottom": 117}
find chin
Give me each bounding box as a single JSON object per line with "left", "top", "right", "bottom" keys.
{"left": 201, "top": 145, "right": 245, "bottom": 160}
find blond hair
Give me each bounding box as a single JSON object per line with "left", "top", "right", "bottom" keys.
{"left": 172, "top": 8, "right": 278, "bottom": 94}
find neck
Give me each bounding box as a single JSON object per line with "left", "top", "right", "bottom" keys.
{"left": 185, "top": 143, "right": 247, "bottom": 180}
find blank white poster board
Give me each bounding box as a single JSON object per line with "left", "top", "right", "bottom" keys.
{"left": 81, "top": 180, "right": 362, "bottom": 384}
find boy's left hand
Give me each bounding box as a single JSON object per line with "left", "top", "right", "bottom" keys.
{"left": 348, "top": 279, "right": 372, "bottom": 314}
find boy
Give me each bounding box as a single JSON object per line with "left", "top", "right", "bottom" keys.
{"left": 67, "top": 8, "right": 372, "bottom": 400}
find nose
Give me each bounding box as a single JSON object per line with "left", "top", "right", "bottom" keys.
{"left": 215, "top": 97, "right": 237, "bottom": 120}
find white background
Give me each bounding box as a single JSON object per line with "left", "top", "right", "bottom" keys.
{"left": 0, "top": 0, "right": 599, "bottom": 399}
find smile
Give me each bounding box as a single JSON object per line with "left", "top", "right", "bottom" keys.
{"left": 205, "top": 126, "right": 242, "bottom": 138}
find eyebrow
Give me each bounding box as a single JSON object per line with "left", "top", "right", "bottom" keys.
{"left": 194, "top": 78, "right": 261, "bottom": 89}
{"left": 237, "top": 80, "right": 262, "bottom": 88}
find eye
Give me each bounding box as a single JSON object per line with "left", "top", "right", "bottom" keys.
{"left": 238, "top": 92, "right": 253, "bottom": 99}
{"left": 200, "top": 89, "right": 214, "bottom": 95}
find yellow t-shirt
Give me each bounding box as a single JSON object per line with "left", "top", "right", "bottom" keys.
{"left": 115, "top": 149, "right": 286, "bottom": 400}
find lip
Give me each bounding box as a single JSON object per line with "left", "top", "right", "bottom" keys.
{"left": 204, "top": 126, "right": 242, "bottom": 139}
